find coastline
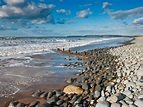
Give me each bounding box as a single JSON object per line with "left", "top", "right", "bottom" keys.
{"left": 6, "top": 36, "right": 143, "bottom": 107}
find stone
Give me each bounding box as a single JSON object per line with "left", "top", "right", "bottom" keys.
{"left": 40, "top": 92, "right": 48, "bottom": 98}
{"left": 94, "top": 90, "right": 101, "bottom": 98}
{"left": 63, "top": 85, "right": 83, "bottom": 95}
{"left": 97, "top": 96, "right": 106, "bottom": 102}
{"left": 39, "top": 103, "right": 51, "bottom": 107}
{"left": 66, "top": 78, "right": 76, "bottom": 83}
{"left": 119, "top": 100, "right": 129, "bottom": 107}
{"left": 123, "top": 90, "right": 133, "bottom": 99}
{"left": 8, "top": 101, "right": 19, "bottom": 107}
{"left": 56, "top": 99, "right": 64, "bottom": 106}
{"left": 138, "top": 95, "right": 143, "bottom": 99}
{"left": 16, "top": 103, "right": 25, "bottom": 107}
{"left": 29, "top": 101, "right": 40, "bottom": 107}
{"left": 124, "top": 97, "right": 133, "bottom": 105}
{"left": 81, "top": 83, "right": 89, "bottom": 90}
{"left": 111, "top": 103, "right": 121, "bottom": 107}
{"left": 96, "top": 101, "right": 110, "bottom": 107}
{"left": 134, "top": 99, "right": 143, "bottom": 107}
{"left": 95, "top": 85, "right": 102, "bottom": 92}
{"left": 107, "top": 95, "right": 118, "bottom": 103}
{"left": 106, "top": 86, "right": 111, "bottom": 92}
{"left": 136, "top": 81, "right": 143, "bottom": 87}
{"left": 47, "top": 96, "right": 58, "bottom": 104}
{"left": 136, "top": 70, "right": 143, "bottom": 76}
{"left": 126, "top": 82, "right": 136, "bottom": 88}
{"left": 55, "top": 90, "right": 63, "bottom": 97}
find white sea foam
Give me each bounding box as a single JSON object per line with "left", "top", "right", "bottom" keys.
{"left": 0, "top": 37, "right": 119, "bottom": 57}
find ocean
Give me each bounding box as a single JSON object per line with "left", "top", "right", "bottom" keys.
{"left": 0, "top": 36, "right": 133, "bottom": 99}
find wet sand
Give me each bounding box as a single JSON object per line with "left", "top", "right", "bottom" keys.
{"left": 0, "top": 52, "right": 82, "bottom": 107}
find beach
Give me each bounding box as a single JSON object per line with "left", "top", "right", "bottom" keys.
{"left": 5, "top": 36, "right": 143, "bottom": 107}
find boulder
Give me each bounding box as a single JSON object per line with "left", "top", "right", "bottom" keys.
{"left": 63, "top": 85, "right": 83, "bottom": 95}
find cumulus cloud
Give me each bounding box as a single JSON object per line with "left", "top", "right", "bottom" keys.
{"left": 76, "top": 8, "right": 92, "bottom": 18}
{"left": 56, "top": 9, "right": 71, "bottom": 15}
{"left": 4, "top": 0, "right": 25, "bottom": 6}
{"left": 109, "top": 7, "right": 143, "bottom": 19}
{"left": 0, "top": 0, "right": 56, "bottom": 24}
{"left": 133, "top": 17, "right": 143, "bottom": 25}
{"left": 102, "top": 2, "right": 112, "bottom": 10}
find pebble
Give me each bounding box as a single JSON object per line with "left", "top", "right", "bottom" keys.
{"left": 96, "top": 101, "right": 110, "bottom": 107}
{"left": 134, "top": 99, "right": 143, "bottom": 107}
{"left": 107, "top": 95, "right": 118, "bottom": 103}
{"left": 111, "top": 103, "right": 121, "bottom": 107}
{"left": 94, "top": 90, "right": 101, "bottom": 98}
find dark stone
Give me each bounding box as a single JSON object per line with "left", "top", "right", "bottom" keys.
{"left": 29, "top": 101, "right": 40, "bottom": 107}
{"left": 40, "top": 92, "right": 48, "bottom": 98}
{"left": 95, "top": 85, "right": 102, "bottom": 92}
{"left": 55, "top": 90, "right": 63, "bottom": 97}
{"left": 81, "top": 83, "right": 89, "bottom": 90}
{"left": 47, "top": 96, "right": 58, "bottom": 104}
{"left": 56, "top": 99, "right": 64, "bottom": 106}
{"left": 39, "top": 103, "right": 51, "bottom": 107}
{"left": 8, "top": 101, "right": 19, "bottom": 107}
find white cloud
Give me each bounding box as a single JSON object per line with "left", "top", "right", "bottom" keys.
{"left": 109, "top": 7, "right": 143, "bottom": 19}
{"left": 79, "top": 4, "right": 92, "bottom": 7}
{"left": 133, "top": 17, "right": 143, "bottom": 25}
{"left": 102, "top": 2, "right": 112, "bottom": 9}
{"left": 76, "top": 8, "right": 92, "bottom": 18}
{"left": 4, "top": 0, "right": 25, "bottom": 6}
{"left": 0, "top": 1, "right": 56, "bottom": 24}
{"left": 56, "top": 9, "right": 71, "bottom": 15}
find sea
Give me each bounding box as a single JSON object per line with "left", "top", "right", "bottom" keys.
{"left": 0, "top": 36, "right": 133, "bottom": 99}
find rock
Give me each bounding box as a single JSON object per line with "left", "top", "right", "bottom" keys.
{"left": 117, "top": 93, "right": 126, "bottom": 101}
{"left": 81, "top": 83, "right": 89, "bottom": 90}
{"left": 56, "top": 99, "right": 64, "bottom": 106}
{"left": 97, "top": 96, "right": 106, "bottom": 102}
{"left": 138, "top": 95, "right": 143, "bottom": 99}
{"left": 70, "top": 95, "right": 78, "bottom": 103}
{"left": 134, "top": 99, "right": 143, "bottom": 107}
{"left": 29, "top": 101, "right": 40, "bottom": 107}
{"left": 123, "top": 90, "right": 133, "bottom": 99}
{"left": 111, "top": 103, "right": 121, "bottom": 107}
{"left": 95, "top": 85, "right": 102, "bottom": 92}
{"left": 107, "top": 95, "right": 118, "bottom": 103}
{"left": 136, "top": 70, "right": 143, "bottom": 76}
{"left": 136, "top": 81, "right": 143, "bottom": 87}
{"left": 96, "top": 101, "right": 110, "bottom": 107}
{"left": 94, "top": 90, "right": 101, "bottom": 98}
{"left": 16, "top": 103, "right": 25, "bottom": 107}
{"left": 124, "top": 97, "right": 133, "bottom": 105}
{"left": 126, "top": 82, "right": 136, "bottom": 88}
{"left": 106, "top": 86, "right": 111, "bottom": 92}
{"left": 55, "top": 90, "right": 63, "bottom": 97}
{"left": 47, "top": 96, "right": 58, "bottom": 104}
{"left": 39, "top": 103, "right": 51, "bottom": 107}
{"left": 119, "top": 100, "right": 129, "bottom": 107}
{"left": 40, "top": 92, "right": 48, "bottom": 98}
{"left": 66, "top": 78, "right": 76, "bottom": 83}
{"left": 8, "top": 101, "right": 19, "bottom": 107}
{"left": 47, "top": 91, "right": 54, "bottom": 98}
{"left": 63, "top": 85, "right": 83, "bottom": 95}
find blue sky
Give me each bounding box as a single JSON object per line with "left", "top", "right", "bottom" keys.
{"left": 0, "top": 0, "right": 143, "bottom": 37}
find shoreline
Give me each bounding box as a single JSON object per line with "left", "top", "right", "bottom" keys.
{"left": 6, "top": 36, "right": 143, "bottom": 107}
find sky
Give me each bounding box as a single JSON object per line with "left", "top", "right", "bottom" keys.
{"left": 0, "top": 0, "right": 143, "bottom": 37}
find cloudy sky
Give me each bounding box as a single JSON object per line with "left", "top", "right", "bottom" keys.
{"left": 0, "top": 0, "right": 143, "bottom": 37}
